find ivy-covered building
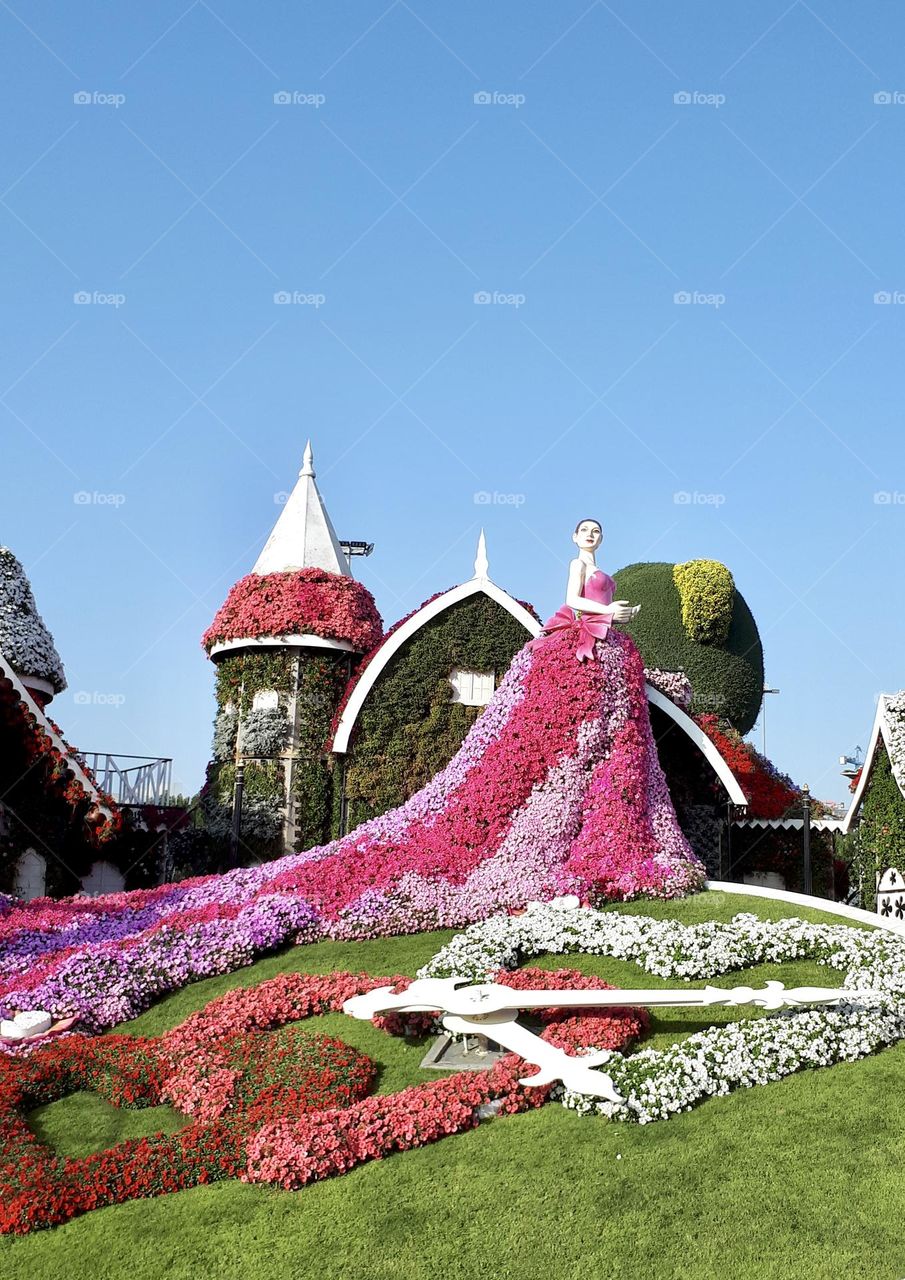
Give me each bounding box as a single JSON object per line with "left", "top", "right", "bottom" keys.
{"left": 327, "top": 533, "right": 543, "bottom": 835}
{"left": 199, "top": 443, "right": 549, "bottom": 860}
{"left": 838, "top": 691, "right": 905, "bottom": 907}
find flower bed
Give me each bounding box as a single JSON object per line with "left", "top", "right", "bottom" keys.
{"left": 0, "top": 965, "right": 644, "bottom": 1233}
{"left": 0, "top": 628, "right": 703, "bottom": 1037}
{"left": 421, "top": 901, "right": 905, "bottom": 1122}
{"left": 5, "top": 901, "right": 904, "bottom": 1234}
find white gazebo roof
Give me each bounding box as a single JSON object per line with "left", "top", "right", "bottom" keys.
{"left": 252, "top": 440, "right": 351, "bottom": 577}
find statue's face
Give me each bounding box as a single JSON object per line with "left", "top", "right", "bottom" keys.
{"left": 573, "top": 521, "right": 602, "bottom": 550}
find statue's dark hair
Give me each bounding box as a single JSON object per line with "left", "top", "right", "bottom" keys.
{"left": 573, "top": 518, "right": 603, "bottom": 534}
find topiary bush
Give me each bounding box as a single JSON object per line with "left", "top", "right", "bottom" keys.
{"left": 672, "top": 559, "right": 735, "bottom": 644}
{"left": 613, "top": 560, "right": 764, "bottom": 734}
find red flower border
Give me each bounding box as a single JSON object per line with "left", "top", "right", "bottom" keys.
{"left": 0, "top": 967, "right": 644, "bottom": 1233}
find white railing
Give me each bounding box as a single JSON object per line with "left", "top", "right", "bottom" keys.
{"left": 74, "top": 753, "right": 173, "bottom": 806}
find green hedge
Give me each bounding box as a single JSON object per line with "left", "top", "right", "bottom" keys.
{"left": 613, "top": 561, "right": 764, "bottom": 734}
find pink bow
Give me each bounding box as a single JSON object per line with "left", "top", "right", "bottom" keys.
{"left": 527, "top": 605, "right": 612, "bottom": 663}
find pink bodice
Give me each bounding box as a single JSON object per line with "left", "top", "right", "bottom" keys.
{"left": 580, "top": 568, "right": 616, "bottom": 607}
{"left": 527, "top": 566, "right": 618, "bottom": 663}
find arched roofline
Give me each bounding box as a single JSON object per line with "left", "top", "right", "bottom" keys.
{"left": 330, "top": 576, "right": 540, "bottom": 754}
{"left": 645, "top": 684, "right": 748, "bottom": 806}
{"left": 331, "top": 586, "right": 749, "bottom": 810}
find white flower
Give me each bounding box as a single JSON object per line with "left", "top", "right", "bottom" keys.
{"left": 421, "top": 902, "right": 905, "bottom": 1124}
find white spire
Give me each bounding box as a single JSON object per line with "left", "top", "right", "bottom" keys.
{"left": 252, "top": 440, "right": 352, "bottom": 577}
{"left": 473, "top": 528, "right": 489, "bottom": 580}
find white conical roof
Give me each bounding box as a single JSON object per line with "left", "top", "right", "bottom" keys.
{"left": 252, "top": 441, "right": 351, "bottom": 577}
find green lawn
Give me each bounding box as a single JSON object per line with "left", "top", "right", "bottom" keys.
{"left": 4, "top": 891, "right": 902, "bottom": 1280}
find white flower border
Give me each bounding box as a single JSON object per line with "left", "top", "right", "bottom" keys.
{"left": 419, "top": 900, "right": 905, "bottom": 1124}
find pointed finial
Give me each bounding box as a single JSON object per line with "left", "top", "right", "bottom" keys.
{"left": 474, "top": 528, "right": 489, "bottom": 580}
{"left": 300, "top": 439, "right": 314, "bottom": 477}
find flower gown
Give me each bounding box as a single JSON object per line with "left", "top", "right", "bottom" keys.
{"left": 0, "top": 567, "right": 705, "bottom": 1033}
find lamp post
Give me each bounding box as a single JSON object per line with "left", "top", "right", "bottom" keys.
{"left": 801, "top": 782, "right": 812, "bottom": 896}
{"left": 762, "top": 686, "right": 780, "bottom": 756}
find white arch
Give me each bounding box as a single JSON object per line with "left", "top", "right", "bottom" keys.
{"left": 330, "top": 577, "right": 541, "bottom": 754}
{"left": 330, "top": 588, "right": 748, "bottom": 808}
{"left": 705, "top": 880, "right": 905, "bottom": 939}
{"left": 645, "top": 684, "right": 748, "bottom": 806}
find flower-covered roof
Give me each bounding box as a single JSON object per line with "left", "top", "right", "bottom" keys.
{"left": 202, "top": 568, "right": 383, "bottom": 655}
{"left": 0, "top": 547, "right": 66, "bottom": 695}
{"left": 0, "top": 644, "right": 120, "bottom": 845}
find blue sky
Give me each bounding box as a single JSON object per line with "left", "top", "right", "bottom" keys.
{"left": 2, "top": 2, "right": 903, "bottom": 803}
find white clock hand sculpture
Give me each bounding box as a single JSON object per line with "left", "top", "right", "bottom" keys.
{"left": 343, "top": 977, "right": 871, "bottom": 1103}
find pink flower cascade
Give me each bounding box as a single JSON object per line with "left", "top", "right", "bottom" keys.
{"left": 0, "top": 625, "right": 704, "bottom": 1035}
{"left": 201, "top": 568, "right": 383, "bottom": 653}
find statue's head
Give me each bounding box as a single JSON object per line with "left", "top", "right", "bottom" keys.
{"left": 572, "top": 518, "right": 603, "bottom": 551}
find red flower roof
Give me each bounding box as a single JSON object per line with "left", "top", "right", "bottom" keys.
{"left": 202, "top": 568, "right": 383, "bottom": 655}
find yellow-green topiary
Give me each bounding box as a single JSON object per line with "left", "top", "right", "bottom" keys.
{"left": 673, "top": 559, "right": 735, "bottom": 644}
